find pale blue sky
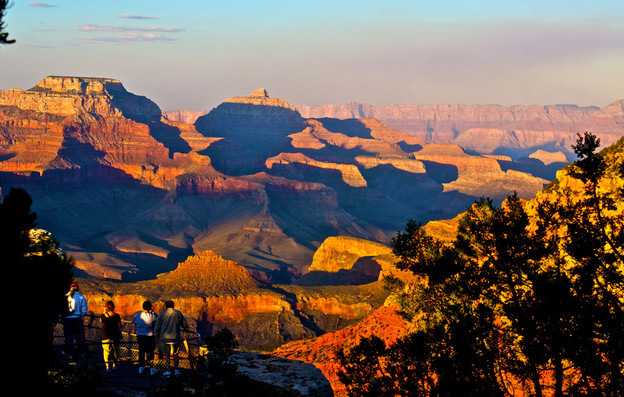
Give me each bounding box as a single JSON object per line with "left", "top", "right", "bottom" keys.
{"left": 1, "top": 1, "right": 623, "bottom": 111}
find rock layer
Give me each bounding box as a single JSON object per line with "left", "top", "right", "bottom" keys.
{"left": 297, "top": 101, "right": 624, "bottom": 159}
{"left": 0, "top": 77, "right": 575, "bottom": 281}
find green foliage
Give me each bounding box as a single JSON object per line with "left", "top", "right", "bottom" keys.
{"left": 339, "top": 132, "right": 624, "bottom": 396}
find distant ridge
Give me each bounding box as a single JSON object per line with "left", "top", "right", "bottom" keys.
{"left": 296, "top": 100, "right": 624, "bottom": 159}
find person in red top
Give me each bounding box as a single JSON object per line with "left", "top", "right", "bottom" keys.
{"left": 100, "top": 300, "right": 122, "bottom": 372}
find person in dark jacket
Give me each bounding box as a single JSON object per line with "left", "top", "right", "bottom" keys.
{"left": 154, "top": 300, "right": 188, "bottom": 377}
{"left": 100, "top": 300, "right": 122, "bottom": 372}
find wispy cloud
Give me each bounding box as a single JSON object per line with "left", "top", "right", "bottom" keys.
{"left": 117, "top": 14, "right": 159, "bottom": 20}
{"left": 28, "top": 2, "right": 58, "bottom": 7}
{"left": 31, "top": 27, "right": 60, "bottom": 32}
{"left": 81, "top": 33, "right": 177, "bottom": 43}
{"left": 76, "top": 24, "right": 184, "bottom": 33}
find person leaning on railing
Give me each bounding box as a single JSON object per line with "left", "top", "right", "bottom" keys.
{"left": 132, "top": 300, "right": 159, "bottom": 375}
{"left": 63, "top": 282, "right": 88, "bottom": 359}
{"left": 154, "top": 300, "right": 189, "bottom": 377}
{"left": 100, "top": 300, "right": 122, "bottom": 372}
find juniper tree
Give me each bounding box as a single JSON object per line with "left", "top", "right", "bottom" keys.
{"left": 338, "top": 132, "right": 624, "bottom": 396}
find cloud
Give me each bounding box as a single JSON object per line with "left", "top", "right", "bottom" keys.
{"left": 28, "top": 2, "right": 58, "bottom": 7}
{"left": 76, "top": 24, "right": 184, "bottom": 33}
{"left": 81, "top": 33, "right": 176, "bottom": 43}
{"left": 117, "top": 14, "right": 159, "bottom": 20}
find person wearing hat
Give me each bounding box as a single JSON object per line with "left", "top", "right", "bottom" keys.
{"left": 63, "top": 282, "right": 88, "bottom": 359}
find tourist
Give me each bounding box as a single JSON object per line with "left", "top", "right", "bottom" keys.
{"left": 100, "top": 300, "right": 122, "bottom": 372}
{"left": 63, "top": 282, "right": 88, "bottom": 359}
{"left": 154, "top": 300, "right": 188, "bottom": 377}
{"left": 132, "top": 300, "right": 159, "bottom": 375}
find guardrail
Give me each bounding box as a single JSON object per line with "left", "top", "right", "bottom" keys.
{"left": 53, "top": 314, "right": 204, "bottom": 373}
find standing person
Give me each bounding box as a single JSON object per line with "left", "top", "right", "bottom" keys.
{"left": 63, "top": 282, "right": 88, "bottom": 359}
{"left": 100, "top": 300, "right": 122, "bottom": 372}
{"left": 132, "top": 300, "right": 158, "bottom": 375}
{"left": 154, "top": 300, "right": 188, "bottom": 377}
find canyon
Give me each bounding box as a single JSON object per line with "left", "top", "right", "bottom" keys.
{"left": 2, "top": 76, "right": 624, "bottom": 395}
{"left": 1, "top": 76, "right": 594, "bottom": 282}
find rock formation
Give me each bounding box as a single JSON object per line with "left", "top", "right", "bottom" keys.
{"left": 155, "top": 250, "right": 259, "bottom": 294}
{"left": 0, "top": 76, "right": 571, "bottom": 282}
{"left": 79, "top": 247, "right": 389, "bottom": 350}
{"left": 231, "top": 351, "right": 333, "bottom": 397}
{"left": 273, "top": 304, "right": 410, "bottom": 397}
{"left": 0, "top": 76, "right": 161, "bottom": 118}
{"left": 297, "top": 101, "right": 624, "bottom": 159}
{"left": 163, "top": 109, "right": 209, "bottom": 124}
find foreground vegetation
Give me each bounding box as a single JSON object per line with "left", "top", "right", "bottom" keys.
{"left": 1, "top": 187, "right": 74, "bottom": 392}
{"left": 338, "top": 132, "right": 624, "bottom": 396}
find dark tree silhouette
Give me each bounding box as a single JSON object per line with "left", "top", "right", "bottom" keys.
{"left": 0, "top": 0, "right": 15, "bottom": 45}
{"left": 204, "top": 327, "right": 239, "bottom": 368}
{"left": 1, "top": 188, "right": 74, "bottom": 392}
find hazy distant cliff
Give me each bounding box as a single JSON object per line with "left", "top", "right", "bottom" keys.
{"left": 297, "top": 101, "right": 624, "bottom": 159}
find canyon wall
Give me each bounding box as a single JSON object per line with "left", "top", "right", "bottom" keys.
{"left": 2, "top": 76, "right": 611, "bottom": 283}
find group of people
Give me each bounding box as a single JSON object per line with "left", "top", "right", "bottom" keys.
{"left": 63, "top": 283, "right": 189, "bottom": 377}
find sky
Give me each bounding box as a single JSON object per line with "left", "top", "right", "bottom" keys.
{"left": 0, "top": 1, "right": 623, "bottom": 111}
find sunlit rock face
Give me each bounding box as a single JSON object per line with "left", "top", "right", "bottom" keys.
{"left": 155, "top": 250, "right": 260, "bottom": 294}
{"left": 273, "top": 304, "right": 410, "bottom": 397}
{"left": 163, "top": 109, "right": 209, "bottom": 124}
{"left": 0, "top": 76, "right": 161, "bottom": 118}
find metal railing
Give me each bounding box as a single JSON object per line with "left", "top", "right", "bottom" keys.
{"left": 53, "top": 314, "right": 204, "bottom": 373}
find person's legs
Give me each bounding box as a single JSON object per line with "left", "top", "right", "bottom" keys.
{"left": 137, "top": 335, "right": 147, "bottom": 367}
{"left": 63, "top": 318, "right": 75, "bottom": 356}
{"left": 64, "top": 317, "right": 82, "bottom": 357}
{"left": 102, "top": 339, "right": 112, "bottom": 370}
{"left": 171, "top": 342, "right": 180, "bottom": 369}
{"left": 111, "top": 339, "right": 119, "bottom": 366}
{"left": 158, "top": 342, "right": 172, "bottom": 373}
{"left": 170, "top": 342, "right": 182, "bottom": 376}
{"left": 145, "top": 335, "right": 156, "bottom": 365}
{"left": 75, "top": 319, "right": 86, "bottom": 357}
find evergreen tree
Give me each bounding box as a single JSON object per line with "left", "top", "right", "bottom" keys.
{"left": 1, "top": 188, "right": 74, "bottom": 392}
{"left": 0, "top": 0, "right": 15, "bottom": 45}
{"left": 338, "top": 132, "right": 624, "bottom": 396}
